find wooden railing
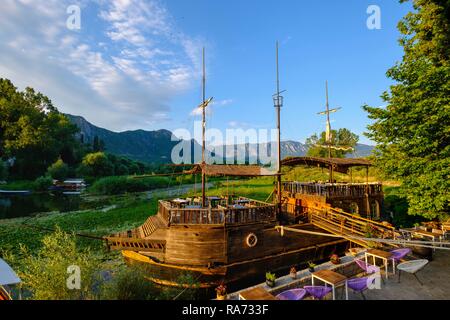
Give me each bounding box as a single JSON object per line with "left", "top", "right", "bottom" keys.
{"left": 282, "top": 182, "right": 383, "bottom": 198}
{"left": 160, "top": 199, "right": 276, "bottom": 226}
{"left": 308, "top": 205, "right": 399, "bottom": 247}
{"left": 107, "top": 237, "right": 166, "bottom": 253}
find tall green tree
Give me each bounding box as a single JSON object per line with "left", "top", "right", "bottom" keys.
{"left": 0, "top": 79, "right": 80, "bottom": 178}
{"left": 78, "top": 152, "right": 114, "bottom": 177}
{"left": 363, "top": 0, "right": 449, "bottom": 220}
{"left": 47, "top": 158, "right": 69, "bottom": 181}
{"left": 306, "top": 128, "right": 359, "bottom": 158}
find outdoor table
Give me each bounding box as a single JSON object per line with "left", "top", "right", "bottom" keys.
{"left": 397, "top": 259, "right": 429, "bottom": 286}
{"left": 311, "top": 270, "right": 348, "bottom": 300}
{"left": 365, "top": 249, "right": 393, "bottom": 279}
{"left": 412, "top": 230, "right": 444, "bottom": 250}
{"left": 239, "top": 287, "right": 277, "bottom": 300}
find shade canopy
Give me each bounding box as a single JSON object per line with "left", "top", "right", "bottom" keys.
{"left": 281, "top": 157, "right": 372, "bottom": 174}
{"left": 184, "top": 164, "right": 278, "bottom": 177}
{"left": 0, "top": 258, "right": 21, "bottom": 286}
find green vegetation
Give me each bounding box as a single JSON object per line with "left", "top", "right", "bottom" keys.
{"left": 47, "top": 158, "right": 69, "bottom": 181}
{"left": 306, "top": 128, "right": 359, "bottom": 158}
{"left": 89, "top": 176, "right": 170, "bottom": 195}
{"left": 363, "top": 0, "right": 449, "bottom": 220}
{"left": 0, "top": 78, "right": 158, "bottom": 185}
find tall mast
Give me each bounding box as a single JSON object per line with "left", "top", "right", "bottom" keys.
{"left": 325, "top": 81, "right": 331, "bottom": 160}
{"left": 325, "top": 81, "right": 333, "bottom": 183}
{"left": 317, "top": 81, "right": 341, "bottom": 183}
{"left": 275, "top": 41, "right": 282, "bottom": 214}
{"left": 201, "top": 47, "right": 206, "bottom": 208}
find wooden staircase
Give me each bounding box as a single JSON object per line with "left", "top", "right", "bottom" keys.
{"left": 308, "top": 205, "right": 399, "bottom": 248}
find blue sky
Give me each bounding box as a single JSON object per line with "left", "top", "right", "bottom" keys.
{"left": 0, "top": 0, "right": 412, "bottom": 145}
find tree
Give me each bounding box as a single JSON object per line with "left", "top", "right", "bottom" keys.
{"left": 306, "top": 128, "right": 359, "bottom": 158}
{"left": 47, "top": 158, "right": 69, "bottom": 181}
{"left": 363, "top": 0, "right": 450, "bottom": 220}
{"left": 78, "top": 152, "right": 114, "bottom": 177}
{"left": 0, "top": 160, "right": 8, "bottom": 181}
{"left": 92, "top": 136, "right": 105, "bottom": 152}
{"left": 0, "top": 78, "right": 80, "bottom": 178}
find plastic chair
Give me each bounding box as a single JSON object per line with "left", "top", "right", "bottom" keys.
{"left": 347, "top": 277, "right": 376, "bottom": 300}
{"left": 275, "top": 288, "right": 307, "bottom": 301}
{"left": 390, "top": 248, "right": 412, "bottom": 262}
{"left": 397, "top": 259, "right": 429, "bottom": 286}
{"left": 304, "top": 286, "right": 332, "bottom": 300}
{"left": 355, "top": 259, "right": 384, "bottom": 284}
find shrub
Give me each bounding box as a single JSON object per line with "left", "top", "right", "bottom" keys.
{"left": 100, "top": 265, "right": 159, "bottom": 300}
{"left": 47, "top": 158, "right": 69, "bottom": 181}
{"left": 17, "top": 227, "right": 102, "bottom": 300}
{"left": 33, "top": 176, "right": 53, "bottom": 191}
{"left": 89, "top": 176, "right": 169, "bottom": 195}
{"left": 0, "top": 160, "right": 8, "bottom": 181}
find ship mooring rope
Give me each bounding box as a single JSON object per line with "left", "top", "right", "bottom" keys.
{"left": 275, "top": 226, "right": 450, "bottom": 251}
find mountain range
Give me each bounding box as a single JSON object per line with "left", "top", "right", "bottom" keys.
{"left": 66, "top": 114, "right": 374, "bottom": 164}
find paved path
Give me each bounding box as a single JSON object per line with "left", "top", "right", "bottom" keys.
{"left": 348, "top": 250, "right": 450, "bottom": 300}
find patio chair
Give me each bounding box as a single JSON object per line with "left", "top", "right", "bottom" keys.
{"left": 355, "top": 259, "right": 384, "bottom": 284}
{"left": 304, "top": 286, "right": 332, "bottom": 300}
{"left": 347, "top": 277, "right": 376, "bottom": 300}
{"left": 390, "top": 248, "right": 412, "bottom": 262}
{"left": 275, "top": 288, "right": 307, "bottom": 301}
{"left": 397, "top": 259, "right": 429, "bottom": 286}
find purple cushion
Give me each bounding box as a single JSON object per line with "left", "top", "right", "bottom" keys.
{"left": 276, "top": 288, "right": 307, "bottom": 300}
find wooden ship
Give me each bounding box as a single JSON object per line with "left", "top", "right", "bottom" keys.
{"left": 105, "top": 46, "right": 391, "bottom": 289}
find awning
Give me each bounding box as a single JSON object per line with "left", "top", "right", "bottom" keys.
{"left": 0, "top": 258, "right": 21, "bottom": 286}
{"left": 281, "top": 157, "right": 372, "bottom": 174}
{"left": 184, "top": 164, "right": 278, "bottom": 177}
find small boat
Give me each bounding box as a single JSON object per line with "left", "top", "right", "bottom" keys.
{"left": 0, "top": 190, "right": 31, "bottom": 196}
{"left": 0, "top": 258, "right": 21, "bottom": 300}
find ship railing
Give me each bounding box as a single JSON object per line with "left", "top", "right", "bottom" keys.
{"left": 159, "top": 199, "right": 276, "bottom": 226}
{"left": 107, "top": 237, "right": 166, "bottom": 253}
{"left": 282, "top": 181, "right": 383, "bottom": 198}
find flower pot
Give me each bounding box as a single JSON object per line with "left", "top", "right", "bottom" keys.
{"left": 266, "top": 280, "right": 275, "bottom": 288}
{"left": 309, "top": 267, "right": 315, "bottom": 273}
{"left": 216, "top": 294, "right": 226, "bottom": 300}
{"left": 290, "top": 273, "right": 297, "bottom": 279}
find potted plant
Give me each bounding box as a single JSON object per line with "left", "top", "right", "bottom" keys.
{"left": 330, "top": 254, "right": 340, "bottom": 265}
{"left": 265, "top": 272, "right": 276, "bottom": 288}
{"left": 215, "top": 283, "right": 227, "bottom": 300}
{"left": 289, "top": 267, "right": 297, "bottom": 279}
{"left": 307, "top": 261, "right": 316, "bottom": 273}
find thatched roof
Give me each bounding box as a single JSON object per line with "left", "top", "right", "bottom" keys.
{"left": 184, "top": 164, "right": 277, "bottom": 177}
{"left": 281, "top": 157, "right": 372, "bottom": 174}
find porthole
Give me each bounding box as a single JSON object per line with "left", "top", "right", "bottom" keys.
{"left": 246, "top": 233, "right": 258, "bottom": 248}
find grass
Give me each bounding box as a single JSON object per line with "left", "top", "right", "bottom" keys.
{"left": 0, "top": 194, "right": 159, "bottom": 256}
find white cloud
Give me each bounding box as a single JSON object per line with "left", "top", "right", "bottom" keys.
{"left": 0, "top": 0, "right": 204, "bottom": 131}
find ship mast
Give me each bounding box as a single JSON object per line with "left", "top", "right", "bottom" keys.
{"left": 273, "top": 41, "right": 283, "bottom": 214}
{"left": 201, "top": 48, "right": 206, "bottom": 208}
{"left": 200, "top": 48, "right": 213, "bottom": 208}
{"left": 317, "top": 81, "right": 341, "bottom": 183}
